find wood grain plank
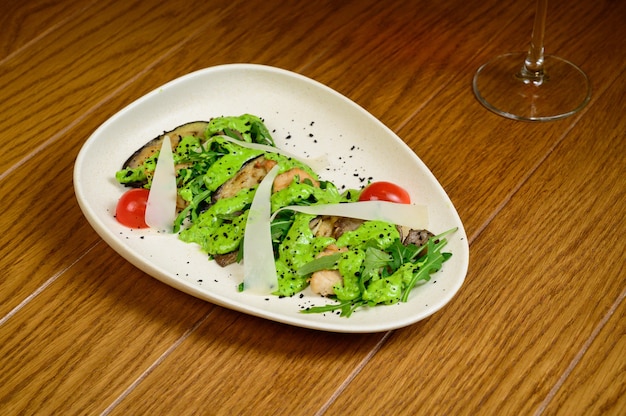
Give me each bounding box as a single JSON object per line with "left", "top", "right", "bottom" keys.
{"left": 0, "top": 138, "right": 99, "bottom": 317}
{"left": 107, "top": 309, "right": 385, "bottom": 415}
{"left": 543, "top": 296, "right": 626, "bottom": 415}
{"left": 321, "top": 66, "right": 626, "bottom": 415}
{"left": 0, "top": 0, "right": 98, "bottom": 60}
{"left": 0, "top": 0, "right": 239, "bottom": 176}
{"left": 1, "top": 0, "right": 624, "bottom": 414}
{"left": 533, "top": 64, "right": 626, "bottom": 416}
{"left": 298, "top": 0, "right": 533, "bottom": 130}
{"left": 0, "top": 243, "right": 213, "bottom": 414}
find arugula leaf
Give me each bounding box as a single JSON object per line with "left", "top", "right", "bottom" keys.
{"left": 400, "top": 229, "right": 456, "bottom": 302}
{"left": 249, "top": 120, "right": 275, "bottom": 146}
{"left": 296, "top": 252, "right": 342, "bottom": 276}
{"left": 301, "top": 298, "right": 368, "bottom": 317}
{"left": 362, "top": 246, "right": 392, "bottom": 275}
{"left": 300, "top": 227, "right": 458, "bottom": 316}
{"left": 173, "top": 188, "right": 211, "bottom": 233}
{"left": 361, "top": 246, "right": 392, "bottom": 290}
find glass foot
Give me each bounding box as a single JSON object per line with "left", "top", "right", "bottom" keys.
{"left": 473, "top": 52, "right": 591, "bottom": 122}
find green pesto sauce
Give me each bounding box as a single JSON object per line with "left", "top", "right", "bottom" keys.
{"left": 263, "top": 152, "right": 318, "bottom": 178}
{"left": 333, "top": 249, "right": 366, "bottom": 301}
{"left": 205, "top": 114, "right": 272, "bottom": 144}
{"left": 206, "top": 115, "right": 258, "bottom": 138}
{"left": 273, "top": 213, "right": 335, "bottom": 297}
{"left": 270, "top": 181, "right": 342, "bottom": 211}
{"left": 174, "top": 135, "right": 201, "bottom": 158}
{"left": 332, "top": 223, "right": 400, "bottom": 301}
{"left": 202, "top": 142, "right": 264, "bottom": 192}
{"left": 362, "top": 262, "right": 415, "bottom": 305}
{"left": 273, "top": 218, "right": 401, "bottom": 298}
{"left": 336, "top": 221, "right": 399, "bottom": 250}
{"left": 179, "top": 187, "right": 256, "bottom": 254}
{"left": 115, "top": 153, "right": 157, "bottom": 186}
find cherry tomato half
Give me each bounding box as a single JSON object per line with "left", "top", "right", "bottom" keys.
{"left": 358, "top": 181, "right": 411, "bottom": 204}
{"left": 115, "top": 188, "right": 150, "bottom": 228}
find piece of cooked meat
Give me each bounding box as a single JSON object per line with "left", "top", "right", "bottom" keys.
{"left": 214, "top": 251, "right": 239, "bottom": 267}
{"left": 209, "top": 157, "right": 279, "bottom": 267}
{"left": 331, "top": 217, "right": 364, "bottom": 239}
{"left": 309, "top": 216, "right": 336, "bottom": 237}
{"left": 403, "top": 229, "right": 434, "bottom": 247}
{"left": 272, "top": 168, "right": 319, "bottom": 192}
{"left": 309, "top": 270, "right": 343, "bottom": 296}
{"left": 309, "top": 245, "right": 347, "bottom": 296}
{"left": 308, "top": 216, "right": 364, "bottom": 239}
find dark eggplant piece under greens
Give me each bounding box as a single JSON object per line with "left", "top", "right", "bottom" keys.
{"left": 118, "top": 121, "right": 209, "bottom": 188}
{"left": 115, "top": 114, "right": 275, "bottom": 190}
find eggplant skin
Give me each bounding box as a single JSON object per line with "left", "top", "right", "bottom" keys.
{"left": 121, "top": 121, "right": 209, "bottom": 187}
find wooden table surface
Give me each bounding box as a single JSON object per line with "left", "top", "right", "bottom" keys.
{"left": 1, "top": 0, "right": 624, "bottom": 414}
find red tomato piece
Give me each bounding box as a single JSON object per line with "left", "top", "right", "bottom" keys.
{"left": 115, "top": 188, "right": 150, "bottom": 228}
{"left": 358, "top": 181, "right": 411, "bottom": 204}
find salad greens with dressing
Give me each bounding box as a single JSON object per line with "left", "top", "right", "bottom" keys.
{"left": 115, "top": 114, "right": 454, "bottom": 317}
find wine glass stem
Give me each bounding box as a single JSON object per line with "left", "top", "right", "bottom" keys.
{"left": 519, "top": 0, "right": 548, "bottom": 84}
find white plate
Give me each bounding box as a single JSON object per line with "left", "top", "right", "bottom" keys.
{"left": 74, "top": 64, "right": 469, "bottom": 333}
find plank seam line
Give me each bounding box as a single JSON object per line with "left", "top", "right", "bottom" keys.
{"left": 0, "top": 242, "right": 100, "bottom": 327}
{"left": 308, "top": 34, "right": 587, "bottom": 414}
{"left": 533, "top": 285, "right": 626, "bottom": 415}
{"left": 99, "top": 310, "right": 214, "bottom": 416}
{"left": 314, "top": 330, "right": 394, "bottom": 416}
{"left": 467, "top": 111, "right": 584, "bottom": 245}
{"left": 467, "top": 62, "right": 626, "bottom": 245}
{"left": 0, "top": 0, "right": 99, "bottom": 67}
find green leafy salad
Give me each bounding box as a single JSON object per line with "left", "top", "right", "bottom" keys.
{"left": 115, "top": 114, "right": 455, "bottom": 317}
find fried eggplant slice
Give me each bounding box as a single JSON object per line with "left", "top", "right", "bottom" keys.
{"left": 212, "top": 156, "right": 277, "bottom": 203}
{"left": 214, "top": 251, "right": 240, "bottom": 267}
{"left": 121, "top": 121, "right": 209, "bottom": 187}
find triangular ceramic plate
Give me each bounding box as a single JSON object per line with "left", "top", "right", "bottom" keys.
{"left": 74, "top": 64, "right": 469, "bottom": 333}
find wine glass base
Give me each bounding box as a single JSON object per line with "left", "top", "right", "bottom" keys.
{"left": 473, "top": 52, "right": 591, "bottom": 122}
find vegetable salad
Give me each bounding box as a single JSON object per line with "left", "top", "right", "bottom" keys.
{"left": 115, "top": 114, "right": 454, "bottom": 316}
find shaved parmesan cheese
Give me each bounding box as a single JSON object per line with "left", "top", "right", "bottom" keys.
{"left": 271, "top": 201, "right": 429, "bottom": 230}
{"left": 145, "top": 135, "right": 177, "bottom": 232}
{"left": 221, "top": 136, "right": 429, "bottom": 295}
{"left": 244, "top": 196, "right": 428, "bottom": 294}
{"left": 214, "top": 135, "right": 329, "bottom": 171}
{"left": 243, "top": 165, "right": 280, "bottom": 294}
